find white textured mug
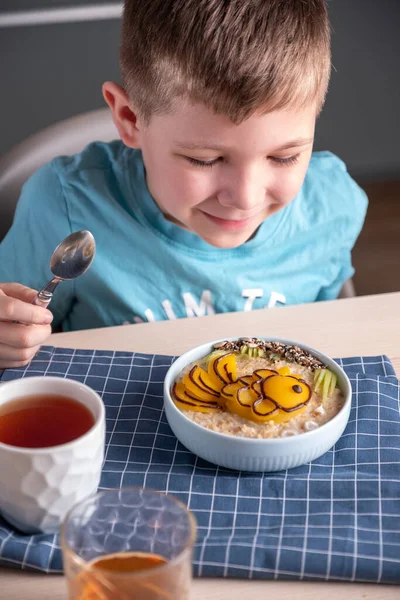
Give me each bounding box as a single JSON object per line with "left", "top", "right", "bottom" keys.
{"left": 0, "top": 376, "right": 105, "bottom": 534}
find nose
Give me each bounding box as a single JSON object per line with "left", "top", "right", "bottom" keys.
{"left": 217, "top": 165, "right": 266, "bottom": 212}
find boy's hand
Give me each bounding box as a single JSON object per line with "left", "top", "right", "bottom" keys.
{"left": 0, "top": 283, "right": 53, "bottom": 369}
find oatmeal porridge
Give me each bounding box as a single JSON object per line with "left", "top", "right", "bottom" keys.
{"left": 171, "top": 338, "right": 345, "bottom": 439}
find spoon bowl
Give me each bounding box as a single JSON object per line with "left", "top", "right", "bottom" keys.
{"left": 50, "top": 230, "right": 96, "bottom": 281}
{"left": 34, "top": 231, "right": 96, "bottom": 308}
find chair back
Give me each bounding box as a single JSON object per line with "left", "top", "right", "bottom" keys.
{"left": 0, "top": 108, "right": 118, "bottom": 240}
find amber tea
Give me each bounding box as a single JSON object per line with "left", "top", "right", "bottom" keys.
{"left": 0, "top": 395, "right": 95, "bottom": 448}
{"left": 62, "top": 489, "right": 196, "bottom": 600}
{"left": 74, "top": 552, "right": 174, "bottom": 600}
{"left": 87, "top": 551, "right": 167, "bottom": 573}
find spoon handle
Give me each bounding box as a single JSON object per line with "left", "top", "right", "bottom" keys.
{"left": 33, "top": 290, "right": 53, "bottom": 308}
{"left": 33, "top": 278, "right": 62, "bottom": 308}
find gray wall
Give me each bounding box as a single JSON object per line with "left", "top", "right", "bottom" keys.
{"left": 1, "top": 0, "right": 399, "bottom": 182}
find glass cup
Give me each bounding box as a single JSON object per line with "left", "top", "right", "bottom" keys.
{"left": 61, "top": 487, "right": 197, "bottom": 600}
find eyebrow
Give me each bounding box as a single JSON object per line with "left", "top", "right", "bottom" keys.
{"left": 174, "top": 138, "right": 314, "bottom": 152}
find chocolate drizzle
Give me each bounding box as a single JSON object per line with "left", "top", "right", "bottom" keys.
{"left": 189, "top": 366, "right": 220, "bottom": 397}
{"left": 172, "top": 383, "right": 222, "bottom": 409}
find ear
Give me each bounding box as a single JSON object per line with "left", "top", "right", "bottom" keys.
{"left": 102, "top": 82, "right": 142, "bottom": 148}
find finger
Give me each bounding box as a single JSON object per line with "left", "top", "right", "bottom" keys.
{"left": 0, "top": 344, "right": 41, "bottom": 369}
{"left": 0, "top": 322, "right": 52, "bottom": 349}
{"left": 0, "top": 283, "right": 39, "bottom": 303}
{"left": 0, "top": 293, "right": 53, "bottom": 325}
{"left": 0, "top": 360, "right": 33, "bottom": 369}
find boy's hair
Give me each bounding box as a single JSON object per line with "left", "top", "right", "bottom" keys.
{"left": 120, "top": 0, "right": 331, "bottom": 124}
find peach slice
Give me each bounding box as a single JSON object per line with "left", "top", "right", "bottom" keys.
{"left": 251, "top": 380, "right": 262, "bottom": 396}
{"left": 173, "top": 382, "right": 220, "bottom": 406}
{"left": 237, "top": 386, "right": 260, "bottom": 407}
{"left": 224, "top": 400, "right": 250, "bottom": 421}
{"left": 194, "top": 365, "right": 222, "bottom": 394}
{"left": 238, "top": 375, "right": 256, "bottom": 385}
{"left": 225, "top": 386, "right": 259, "bottom": 420}
{"left": 183, "top": 366, "right": 221, "bottom": 402}
{"left": 251, "top": 397, "right": 278, "bottom": 420}
{"left": 174, "top": 397, "right": 223, "bottom": 414}
{"left": 277, "top": 366, "right": 291, "bottom": 376}
{"left": 261, "top": 374, "right": 311, "bottom": 411}
{"left": 172, "top": 383, "right": 223, "bottom": 413}
{"left": 207, "top": 351, "right": 228, "bottom": 388}
{"left": 252, "top": 398, "right": 306, "bottom": 424}
{"left": 221, "top": 381, "right": 245, "bottom": 398}
{"left": 253, "top": 368, "right": 277, "bottom": 379}
{"left": 212, "top": 352, "right": 237, "bottom": 384}
{"left": 275, "top": 405, "right": 307, "bottom": 424}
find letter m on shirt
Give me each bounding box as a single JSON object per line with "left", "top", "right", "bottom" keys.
{"left": 183, "top": 290, "right": 215, "bottom": 318}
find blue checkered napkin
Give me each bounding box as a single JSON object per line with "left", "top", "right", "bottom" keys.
{"left": 0, "top": 347, "right": 399, "bottom": 583}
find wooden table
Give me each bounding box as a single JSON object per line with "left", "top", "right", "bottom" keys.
{"left": 2, "top": 292, "right": 400, "bottom": 599}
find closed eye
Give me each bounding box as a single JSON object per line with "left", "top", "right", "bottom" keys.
{"left": 185, "top": 153, "right": 301, "bottom": 168}
{"left": 269, "top": 154, "right": 300, "bottom": 166}
{"left": 185, "top": 156, "right": 220, "bottom": 168}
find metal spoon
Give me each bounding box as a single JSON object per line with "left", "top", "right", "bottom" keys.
{"left": 33, "top": 230, "right": 96, "bottom": 308}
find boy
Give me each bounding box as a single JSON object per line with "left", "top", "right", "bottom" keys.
{"left": 0, "top": 0, "right": 367, "bottom": 369}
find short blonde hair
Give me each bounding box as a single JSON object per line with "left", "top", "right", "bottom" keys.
{"left": 120, "top": 0, "right": 331, "bottom": 123}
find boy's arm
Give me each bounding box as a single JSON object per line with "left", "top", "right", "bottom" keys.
{"left": 0, "top": 162, "right": 75, "bottom": 328}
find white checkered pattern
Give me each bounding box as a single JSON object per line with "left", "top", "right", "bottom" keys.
{"left": 0, "top": 347, "right": 399, "bottom": 583}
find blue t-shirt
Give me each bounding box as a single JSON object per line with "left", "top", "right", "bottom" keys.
{"left": 0, "top": 142, "right": 367, "bottom": 331}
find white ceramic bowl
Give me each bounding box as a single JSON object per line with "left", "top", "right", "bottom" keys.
{"left": 164, "top": 337, "right": 352, "bottom": 472}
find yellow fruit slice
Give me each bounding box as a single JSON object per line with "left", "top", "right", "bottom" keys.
{"left": 277, "top": 366, "right": 291, "bottom": 376}
{"left": 209, "top": 352, "right": 237, "bottom": 385}
{"left": 173, "top": 382, "right": 219, "bottom": 405}
{"left": 174, "top": 398, "right": 223, "bottom": 414}
{"left": 225, "top": 385, "right": 255, "bottom": 420}
{"left": 251, "top": 380, "right": 262, "bottom": 395}
{"left": 183, "top": 366, "right": 221, "bottom": 402}
{"left": 262, "top": 375, "right": 311, "bottom": 411}
{"left": 237, "top": 387, "right": 260, "bottom": 407}
{"left": 221, "top": 381, "right": 245, "bottom": 398}
{"left": 172, "top": 383, "right": 223, "bottom": 413}
{"left": 239, "top": 375, "right": 255, "bottom": 385}
{"left": 253, "top": 403, "right": 306, "bottom": 424}
{"left": 253, "top": 369, "right": 277, "bottom": 379}
{"left": 251, "top": 397, "right": 278, "bottom": 422}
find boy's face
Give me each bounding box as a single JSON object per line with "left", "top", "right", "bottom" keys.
{"left": 134, "top": 100, "right": 316, "bottom": 249}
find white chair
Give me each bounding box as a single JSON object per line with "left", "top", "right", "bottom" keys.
{"left": 339, "top": 278, "right": 356, "bottom": 298}
{"left": 0, "top": 109, "right": 356, "bottom": 297}
{"left": 0, "top": 107, "right": 118, "bottom": 241}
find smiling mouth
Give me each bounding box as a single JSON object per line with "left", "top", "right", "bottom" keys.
{"left": 201, "top": 212, "right": 255, "bottom": 231}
